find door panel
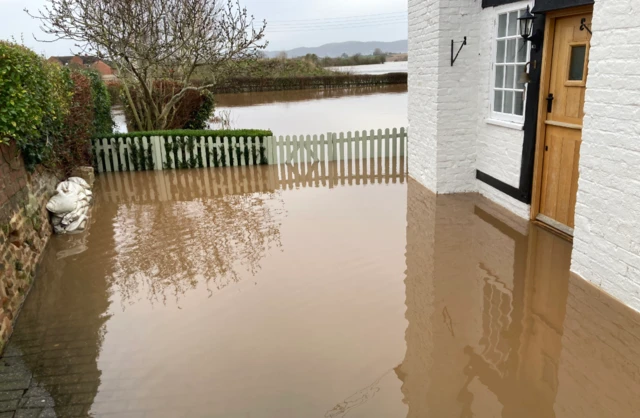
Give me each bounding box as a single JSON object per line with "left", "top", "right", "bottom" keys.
{"left": 540, "top": 126, "right": 582, "bottom": 227}
{"left": 538, "top": 12, "right": 591, "bottom": 231}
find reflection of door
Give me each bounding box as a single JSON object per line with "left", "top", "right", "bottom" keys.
{"left": 536, "top": 11, "right": 592, "bottom": 235}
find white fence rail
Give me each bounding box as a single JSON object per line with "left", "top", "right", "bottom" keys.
{"left": 91, "top": 128, "right": 407, "bottom": 173}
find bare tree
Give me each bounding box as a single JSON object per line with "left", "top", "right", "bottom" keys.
{"left": 28, "top": 0, "right": 267, "bottom": 130}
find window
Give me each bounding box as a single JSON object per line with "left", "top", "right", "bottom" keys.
{"left": 491, "top": 8, "right": 530, "bottom": 124}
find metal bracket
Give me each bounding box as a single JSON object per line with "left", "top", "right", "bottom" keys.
{"left": 451, "top": 37, "right": 467, "bottom": 66}
{"left": 580, "top": 18, "right": 592, "bottom": 35}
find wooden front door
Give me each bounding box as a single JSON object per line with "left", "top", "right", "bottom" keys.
{"left": 536, "top": 11, "right": 592, "bottom": 235}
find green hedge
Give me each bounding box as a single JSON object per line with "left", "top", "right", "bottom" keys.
{"left": 0, "top": 41, "right": 114, "bottom": 170}
{"left": 95, "top": 129, "right": 273, "bottom": 139}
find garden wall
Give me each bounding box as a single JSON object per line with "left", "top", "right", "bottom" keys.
{"left": 0, "top": 141, "right": 58, "bottom": 349}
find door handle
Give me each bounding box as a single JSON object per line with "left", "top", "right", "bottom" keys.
{"left": 546, "top": 93, "right": 554, "bottom": 112}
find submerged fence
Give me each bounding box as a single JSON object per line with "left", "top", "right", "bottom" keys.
{"left": 91, "top": 128, "right": 407, "bottom": 173}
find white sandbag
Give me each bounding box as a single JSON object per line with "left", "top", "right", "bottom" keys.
{"left": 65, "top": 214, "right": 87, "bottom": 233}
{"left": 67, "top": 177, "right": 90, "bottom": 190}
{"left": 49, "top": 177, "right": 93, "bottom": 234}
{"left": 46, "top": 192, "right": 77, "bottom": 214}
{"left": 56, "top": 180, "right": 84, "bottom": 195}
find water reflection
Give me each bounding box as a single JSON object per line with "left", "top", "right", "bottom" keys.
{"left": 110, "top": 194, "right": 284, "bottom": 306}
{"left": 398, "top": 178, "right": 640, "bottom": 417}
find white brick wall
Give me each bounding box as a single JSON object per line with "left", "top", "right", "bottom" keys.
{"left": 408, "top": 0, "right": 532, "bottom": 218}
{"left": 571, "top": 0, "right": 640, "bottom": 312}
{"left": 408, "top": 0, "right": 440, "bottom": 191}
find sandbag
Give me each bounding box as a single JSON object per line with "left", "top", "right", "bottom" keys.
{"left": 46, "top": 192, "right": 77, "bottom": 214}
{"left": 56, "top": 180, "right": 84, "bottom": 195}
{"left": 67, "top": 177, "right": 90, "bottom": 190}
{"left": 47, "top": 177, "right": 94, "bottom": 234}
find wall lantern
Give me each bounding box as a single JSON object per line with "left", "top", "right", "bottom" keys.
{"left": 518, "top": 6, "right": 542, "bottom": 50}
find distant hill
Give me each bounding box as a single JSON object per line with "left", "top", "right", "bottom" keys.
{"left": 265, "top": 40, "right": 408, "bottom": 58}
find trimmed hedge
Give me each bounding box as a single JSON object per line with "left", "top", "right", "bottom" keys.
{"left": 95, "top": 129, "right": 273, "bottom": 139}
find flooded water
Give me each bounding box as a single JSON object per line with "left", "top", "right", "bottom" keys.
{"left": 113, "top": 85, "right": 408, "bottom": 136}
{"left": 2, "top": 163, "right": 640, "bottom": 417}
{"left": 329, "top": 61, "right": 408, "bottom": 75}
{"left": 214, "top": 85, "right": 407, "bottom": 135}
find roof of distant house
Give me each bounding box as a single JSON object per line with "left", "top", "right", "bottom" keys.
{"left": 49, "top": 55, "right": 114, "bottom": 67}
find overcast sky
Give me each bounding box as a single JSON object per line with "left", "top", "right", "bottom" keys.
{"left": 0, "top": 0, "right": 408, "bottom": 56}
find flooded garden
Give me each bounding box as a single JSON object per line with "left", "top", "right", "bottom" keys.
{"left": 1, "top": 157, "right": 640, "bottom": 417}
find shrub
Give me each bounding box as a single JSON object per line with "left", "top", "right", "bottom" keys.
{"left": 0, "top": 41, "right": 113, "bottom": 172}
{"left": 106, "top": 81, "right": 122, "bottom": 106}
{"left": 122, "top": 79, "right": 215, "bottom": 131}
{"left": 55, "top": 71, "right": 95, "bottom": 174}
{"left": 86, "top": 70, "right": 114, "bottom": 135}
{"left": 183, "top": 90, "right": 215, "bottom": 130}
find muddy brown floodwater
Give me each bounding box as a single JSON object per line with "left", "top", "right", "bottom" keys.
{"left": 1, "top": 160, "right": 640, "bottom": 417}
{"left": 213, "top": 85, "right": 408, "bottom": 135}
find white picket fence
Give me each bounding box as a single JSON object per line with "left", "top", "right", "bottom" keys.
{"left": 91, "top": 128, "right": 407, "bottom": 173}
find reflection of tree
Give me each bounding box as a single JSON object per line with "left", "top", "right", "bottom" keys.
{"left": 109, "top": 191, "right": 284, "bottom": 306}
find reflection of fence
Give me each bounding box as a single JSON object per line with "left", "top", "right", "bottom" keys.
{"left": 91, "top": 128, "right": 407, "bottom": 173}
{"left": 95, "top": 157, "right": 406, "bottom": 203}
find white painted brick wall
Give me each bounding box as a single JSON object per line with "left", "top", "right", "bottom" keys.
{"left": 571, "top": 0, "right": 640, "bottom": 312}
{"left": 409, "top": 0, "right": 532, "bottom": 218}
{"left": 408, "top": 0, "right": 440, "bottom": 191}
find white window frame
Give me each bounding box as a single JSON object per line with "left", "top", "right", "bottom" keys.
{"left": 489, "top": 4, "right": 532, "bottom": 127}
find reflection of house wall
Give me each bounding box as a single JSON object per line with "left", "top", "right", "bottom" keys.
{"left": 554, "top": 275, "right": 640, "bottom": 417}
{"left": 399, "top": 179, "right": 573, "bottom": 418}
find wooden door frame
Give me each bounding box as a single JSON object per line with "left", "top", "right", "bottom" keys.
{"left": 529, "top": 5, "right": 594, "bottom": 225}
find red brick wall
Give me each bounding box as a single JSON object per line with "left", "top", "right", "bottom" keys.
{"left": 0, "top": 141, "right": 28, "bottom": 210}
{"left": 0, "top": 141, "right": 58, "bottom": 347}
{"left": 91, "top": 60, "right": 113, "bottom": 76}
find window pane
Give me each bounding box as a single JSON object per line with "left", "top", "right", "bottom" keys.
{"left": 515, "top": 91, "right": 525, "bottom": 116}
{"left": 494, "top": 90, "right": 503, "bottom": 112}
{"left": 508, "top": 11, "right": 518, "bottom": 36}
{"left": 569, "top": 45, "right": 587, "bottom": 80}
{"left": 498, "top": 14, "right": 507, "bottom": 38}
{"left": 517, "top": 38, "right": 528, "bottom": 63}
{"left": 515, "top": 64, "right": 526, "bottom": 89}
{"left": 504, "top": 91, "right": 514, "bottom": 114}
{"left": 505, "top": 65, "right": 515, "bottom": 89}
{"left": 496, "top": 40, "right": 506, "bottom": 63}
{"left": 495, "top": 65, "right": 505, "bottom": 88}
{"left": 506, "top": 39, "right": 516, "bottom": 63}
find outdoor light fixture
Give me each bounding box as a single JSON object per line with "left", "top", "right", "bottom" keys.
{"left": 518, "top": 6, "right": 542, "bottom": 50}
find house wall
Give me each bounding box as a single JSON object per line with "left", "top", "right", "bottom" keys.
{"left": 408, "top": 0, "right": 532, "bottom": 218}
{"left": 474, "top": 1, "right": 532, "bottom": 219}
{"left": 408, "top": 0, "right": 440, "bottom": 191}
{"left": 91, "top": 61, "right": 113, "bottom": 76}
{"left": 571, "top": 0, "right": 640, "bottom": 311}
